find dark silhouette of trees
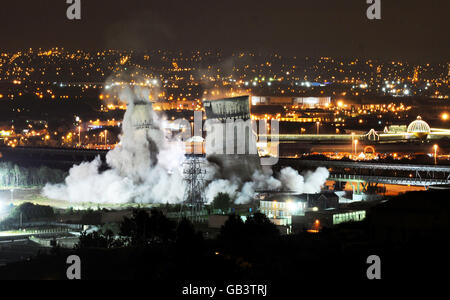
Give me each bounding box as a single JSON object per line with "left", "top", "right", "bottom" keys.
{"left": 245, "top": 212, "right": 280, "bottom": 239}
{"left": 176, "top": 217, "right": 197, "bottom": 244}
{"left": 120, "top": 209, "right": 175, "bottom": 246}
{"left": 175, "top": 217, "right": 204, "bottom": 247}
{"left": 0, "top": 162, "right": 66, "bottom": 188}
{"left": 219, "top": 212, "right": 279, "bottom": 243}
{"left": 219, "top": 214, "right": 246, "bottom": 241}
{"left": 77, "top": 212, "right": 202, "bottom": 251}
{"left": 76, "top": 229, "right": 122, "bottom": 249}
{"left": 10, "top": 202, "right": 55, "bottom": 221}
{"left": 212, "top": 192, "right": 231, "bottom": 213}
{"left": 77, "top": 231, "right": 109, "bottom": 249}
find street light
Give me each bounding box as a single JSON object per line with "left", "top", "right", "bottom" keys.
{"left": 434, "top": 144, "right": 438, "bottom": 165}
{"left": 351, "top": 133, "right": 355, "bottom": 155}
{"left": 316, "top": 121, "right": 320, "bottom": 135}
{"left": 354, "top": 139, "right": 359, "bottom": 156}
{"left": 78, "top": 126, "right": 81, "bottom": 146}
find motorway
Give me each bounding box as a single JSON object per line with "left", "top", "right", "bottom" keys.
{"left": 279, "top": 159, "right": 450, "bottom": 187}
{"left": 286, "top": 159, "right": 450, "bottom": 173}
{"left": 330, "top": 173, "right": 449, "bottom": 186}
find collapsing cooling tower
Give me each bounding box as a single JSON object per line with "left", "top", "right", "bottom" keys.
{"left": 204, "top": 96, "right": 262, "bottom": 181}
{"left": 131, "top": 101, "right": 154, "bottom": 130}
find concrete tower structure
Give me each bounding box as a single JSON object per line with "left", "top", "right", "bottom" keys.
{"left": 204, "top": 96, "right": 262, "bottom": 181}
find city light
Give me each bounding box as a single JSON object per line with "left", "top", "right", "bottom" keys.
{"left": 434, "top": 144, "right": 439, "bottom": 165}
{"left": 353, "top": 139, "right": 359, "bottom": 156}
{"left": 78, "top": 126, "right": 81, "bottom": 146}
{"left": 286, "top": 201, "right": 301, "bottom": 214}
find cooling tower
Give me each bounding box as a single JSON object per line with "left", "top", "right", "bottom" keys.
{"left": 204, "top": 96, "right": 262, "bottom": 181}
{"left": 131, "top": 101, "right": 154, "bottom": 130}
{"left": 128, "top": 101, "right": 161, "bottom": 166}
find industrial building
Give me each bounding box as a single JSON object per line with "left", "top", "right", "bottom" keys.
{"left": 299, "top": 209, "right": 367, "bottom": 231}
{"left": 291, "top": 199, "right": 382, "bottom": 232}
{"left": 251, "top": 96, "right": 331, "bottom": 108}
{"left": 258, "top": 192, "right": 339, "bottom": 227}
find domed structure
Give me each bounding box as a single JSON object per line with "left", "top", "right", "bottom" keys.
{"left": 407, "top": 116, "right": 431, "bottom": 139}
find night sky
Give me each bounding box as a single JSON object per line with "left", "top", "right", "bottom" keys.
{"left": 0, "top": 0, "right": 448, "bottom": 61}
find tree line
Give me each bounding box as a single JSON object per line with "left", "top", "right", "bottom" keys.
{"left": 77, "top": 209, "right": 279, "bottom": 249}
{"left": 0, "top": 162, "right": 66, "bottom": 188}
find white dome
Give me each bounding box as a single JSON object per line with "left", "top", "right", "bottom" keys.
{"left": 407, "top": 116, "right": 431, "bottom": 134}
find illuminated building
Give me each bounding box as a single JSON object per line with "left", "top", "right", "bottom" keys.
{"left": 259, "top": 192, "right": 339, "bottom": 226}
{"left": 302, "top": 209, "right": 367, "bottom": 230}
{"left": 251, "top": 96, "right": 331, "bottom": 108}
{"left": 407, "top": 116, "right": 431, "bottom": 139}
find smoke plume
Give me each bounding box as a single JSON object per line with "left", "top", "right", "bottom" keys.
{"left": 43, "top": 86, "right": 186, "bottom": 204}
{"left": 205, "top": 167, "right": 329, "bottom": 205}
{"left": 44, "top": 85, "right": 329, "bottom": 206}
